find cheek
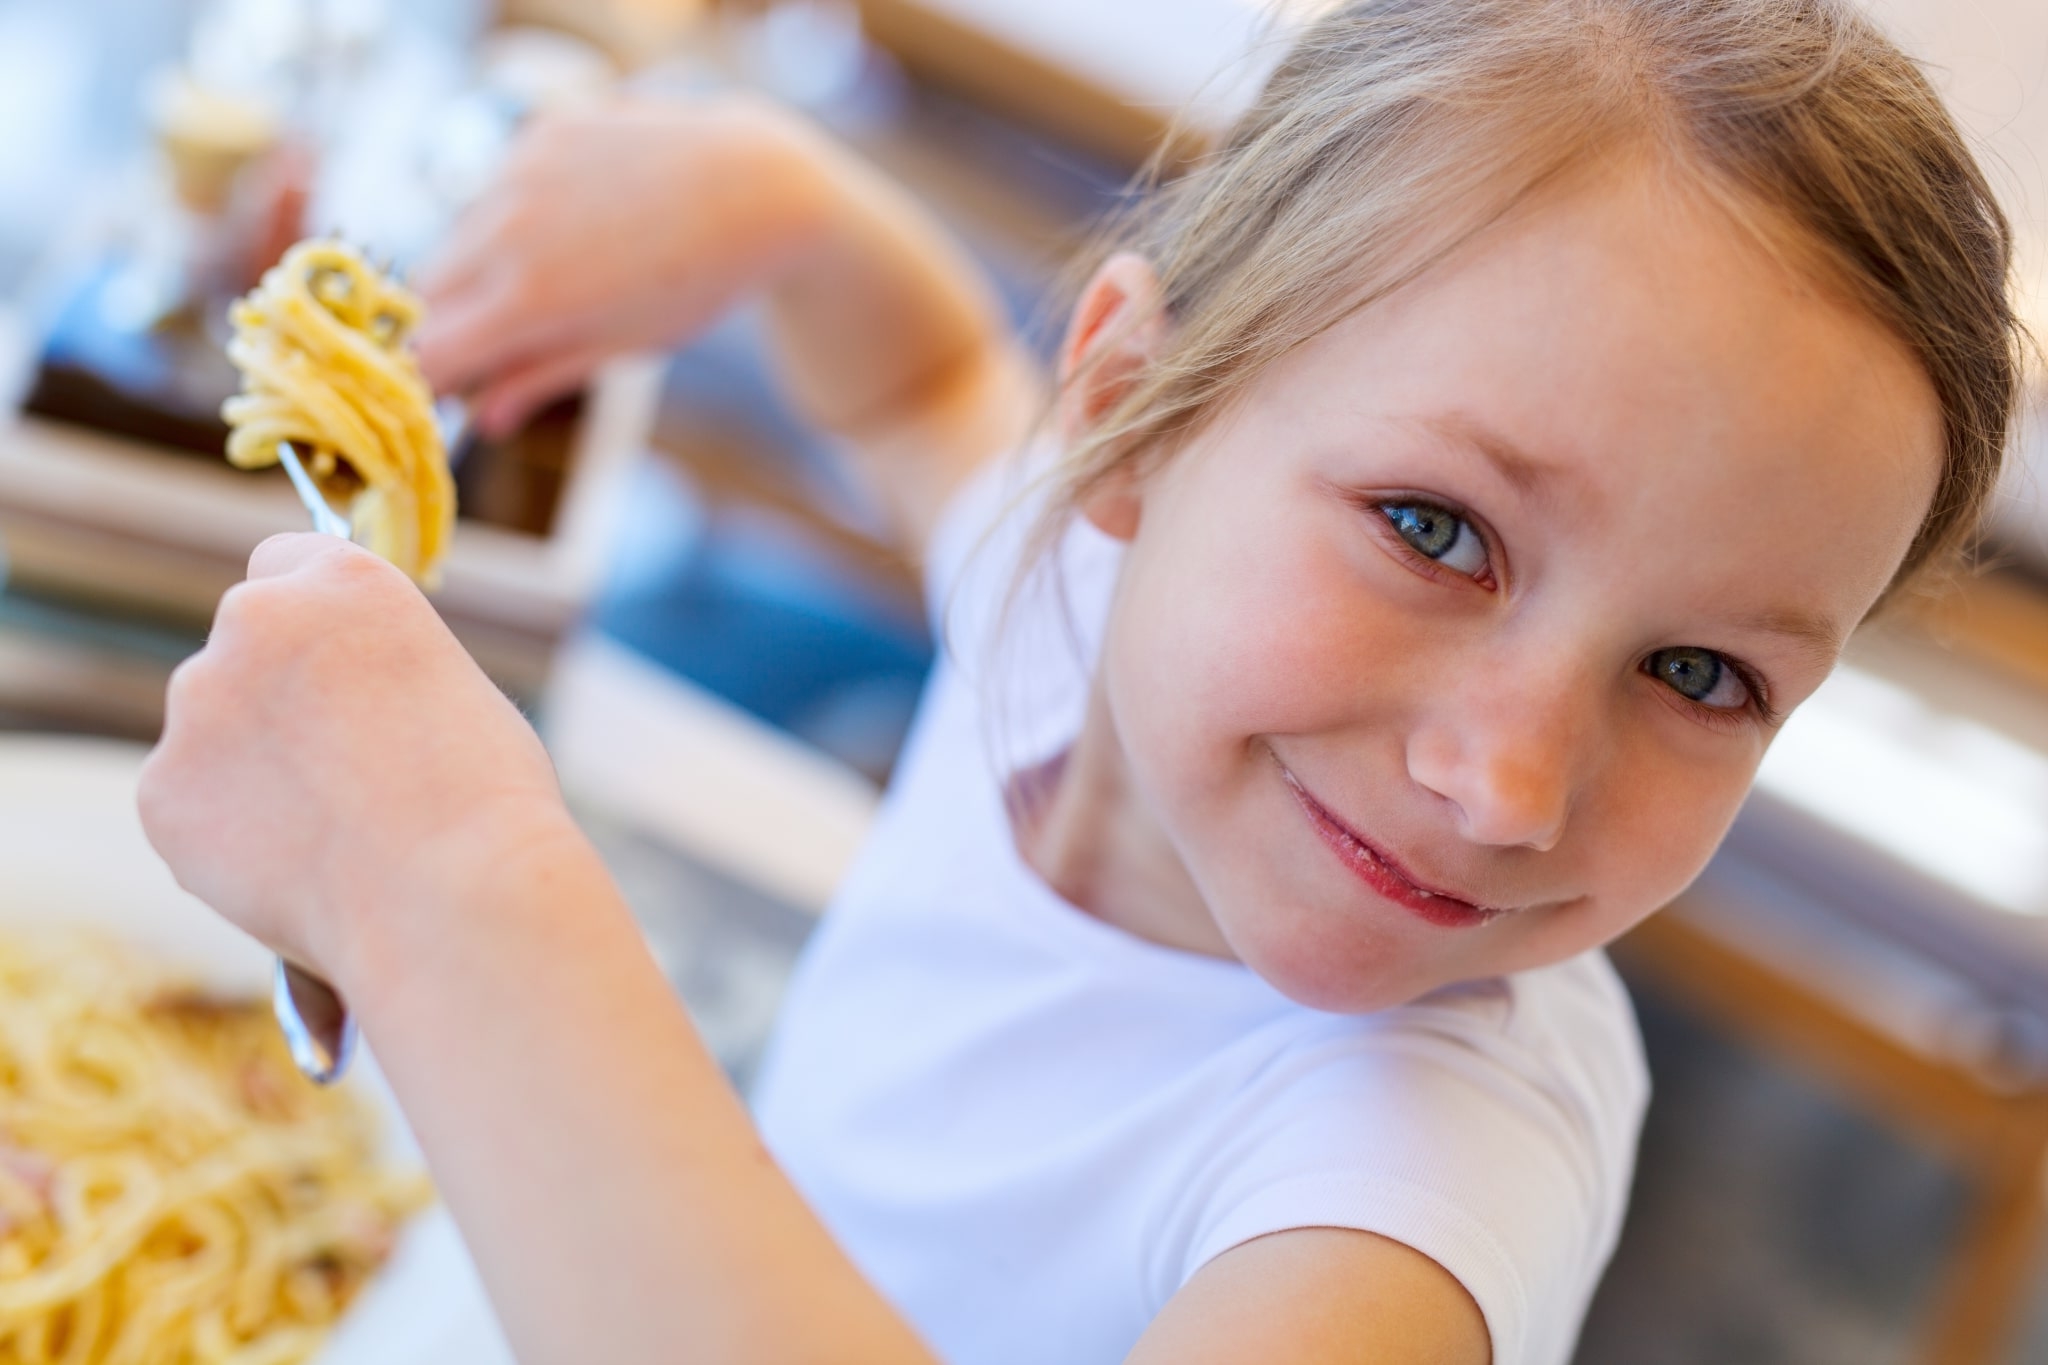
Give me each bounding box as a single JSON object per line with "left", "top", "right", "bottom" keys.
{"left": 1111, "top": 494, "right": 1411, "bottom": 748}
{"left": 1592, "top": 727, "right": 1758, "bottom": 905}
{"left": 1096, "top": 589, "right": 1245, "bottom": 859}
{"left": 1483, "top": 734, "right": 1761, "bottom": 975}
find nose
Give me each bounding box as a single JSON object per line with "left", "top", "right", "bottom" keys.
{"left": 1403, "top": 656, "right": 1592, "bottom": 852}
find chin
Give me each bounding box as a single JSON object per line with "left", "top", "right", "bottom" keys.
{"left": 1227, "top": 915, "right": 1441, "bottom": 1015}
{"left": 1263, "top": 962, "right": 1435, "bottom": 1015}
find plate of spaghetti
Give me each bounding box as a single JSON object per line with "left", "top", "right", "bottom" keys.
{"left": 0, "top": 735, "right": 513, "bottom": 1365}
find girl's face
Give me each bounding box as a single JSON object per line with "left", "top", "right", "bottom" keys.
{"left": 1078, "top": 171, "right": 1944, "bottom": 1012}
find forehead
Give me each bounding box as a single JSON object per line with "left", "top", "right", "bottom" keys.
{"left": 1258, "top": 169, "right": 1946, "bottom": 625}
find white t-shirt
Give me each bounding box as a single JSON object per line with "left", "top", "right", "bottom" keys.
{"left": 751, "top": 455, "right": 1649, "bottom": 1365}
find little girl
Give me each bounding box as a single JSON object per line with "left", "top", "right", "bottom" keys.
{"left": 140, "top": 1, "right": 2026, "bottom": 1361}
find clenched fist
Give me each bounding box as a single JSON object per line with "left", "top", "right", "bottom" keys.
{"left": 139, "top": 535, "right": 574, "bottom": 992}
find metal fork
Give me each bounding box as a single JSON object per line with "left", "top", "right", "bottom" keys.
{"left": 268, "top": 441, "right": 360, "bottom": 1085}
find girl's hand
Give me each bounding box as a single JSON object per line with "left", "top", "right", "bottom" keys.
{"left": 138, "top": 534, "right": 571, "bottom": 990}
{"left": 413, "top": 96, "right": 829, "bottom": 437}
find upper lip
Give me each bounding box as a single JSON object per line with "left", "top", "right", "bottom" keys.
{"left": 1278, "top": 763, "right": 1515, "bottom": 916}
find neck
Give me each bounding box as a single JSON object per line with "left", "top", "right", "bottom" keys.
{"left": 1013, "top": 676, "right": 1233, "bottom": 959}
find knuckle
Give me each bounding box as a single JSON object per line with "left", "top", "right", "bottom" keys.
{"left": 210, "top": 580, "right": 254, "bottom": 633}
{"left": 160, "top": 650, "right": 249, "bottom": 742}
{"left": 162, "top": 652, "right": 206, "bottom": 714}
{"left": 214, "top": 578, "right": 279, "bottom": 633}
{"left": 134, "top": 753, "right": 177, "bottom": 836}
{"left": 246, "top": 530, "right": 311, "bottom": 578}
{"left": 209, "top": 582, "right": 308, "bottom": 669}
{"left": 327, "top": 543, "right": 401, "bottom": 594}
{"left": 135, "top": 746, "right": 196, "bottom": 859}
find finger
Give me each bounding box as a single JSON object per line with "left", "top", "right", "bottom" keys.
{"left": 411, "top": 235, "right": 487, "bottom": 304}
{"left": 148, "top": 654, "right": 204, "bottom": 776}
{"left": 135, "top": 738, "right": 198, "bottom": 887}
{"left": 473, "top": 343, "right": 613, "bottom": 438}
{"left": 140, "top": 651, "right": 217, "bottom": 857}
{"left": 414, "top": 270, "right": 559, "bottom": 397}
{"left": 246, "top": 531, "right": 368, "bottom": 581}
{"left": 412, "top": 185, "right": 518, "bottom": 301}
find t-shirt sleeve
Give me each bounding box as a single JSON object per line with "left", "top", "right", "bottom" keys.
{"left": 1171, "top": 958, "right": 1649, "bottom": 1365}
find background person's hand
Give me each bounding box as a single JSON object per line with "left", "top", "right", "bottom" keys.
{"left": 414, "top": 95, "right": 830, "bottom": 437}
{"left": 138, "top": 534, "right": 573, "bottom": 989}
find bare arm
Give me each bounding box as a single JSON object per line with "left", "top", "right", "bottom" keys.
{"left": 140, "top": 536, "right": 943, "bottom": 1363}
{"left": 356, "top": 816, "right": 935, "bottom": 1362}
{"left": 414, "top": 96, "right": 1041, "bottom": 553}
{"left": 1131, "top": 1228, "right": 1493, "bottom": 1365}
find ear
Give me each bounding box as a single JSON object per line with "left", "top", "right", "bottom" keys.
{"left": 1058, "top": 253, "right": 1168, "bottom": 542}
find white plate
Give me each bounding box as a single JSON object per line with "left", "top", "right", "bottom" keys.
{"left": 0, "top": 735, "right": 515, "bottom": 1364}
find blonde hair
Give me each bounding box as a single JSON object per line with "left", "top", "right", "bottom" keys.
{"left": 1043, "top": 0, "right": 2027, "bottom": 601}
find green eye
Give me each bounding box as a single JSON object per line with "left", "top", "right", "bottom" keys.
{"left": 1647, "top": 646, "right": 1749, "bottom": 709}
{"left": 1379, "top": 500, "right": 1489, "bottom": 578}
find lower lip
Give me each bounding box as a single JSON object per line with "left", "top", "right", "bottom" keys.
{"left": 1284, "top": 777, "right": 1501, "bottom": 930}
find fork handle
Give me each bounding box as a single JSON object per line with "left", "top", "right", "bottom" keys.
{"left": 267, "top": 438, "right": 359, "bottom": 1084}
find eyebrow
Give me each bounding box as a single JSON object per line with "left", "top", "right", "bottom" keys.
{"left": 1415, "top": 413, "right": 1570, "bottom": 500}
{"left": 1734, "top": 606, "right": 1844, "bottom": 661}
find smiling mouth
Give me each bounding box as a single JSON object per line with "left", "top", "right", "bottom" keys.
{"left": 1278, "top": 766, "right": 1508, "bottom": 930}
